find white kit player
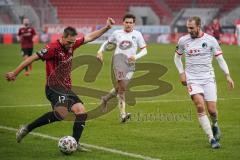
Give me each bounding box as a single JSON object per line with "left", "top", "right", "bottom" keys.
{"left": 97, "top": 14, "right": 147, "bottom": 123}
{"left": 174, "top": 17, "right": 234, "bottom": 149}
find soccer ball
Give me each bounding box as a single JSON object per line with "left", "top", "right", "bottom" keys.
{"left": 58, "top": 136, "right": 77, "bottom": 154}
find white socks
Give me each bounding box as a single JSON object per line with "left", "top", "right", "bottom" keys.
{"left": 198, "top": 114, "right": 214, "bottom": 141}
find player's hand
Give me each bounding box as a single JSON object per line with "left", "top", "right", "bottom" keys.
{"left": 226, "top": 75, "right": 234, "bottom": 90}
{"left": 180, "top": 72, "right": 187, "bottom": 86}
{"left": 128, "top": 56, "right": 136, "bottom": 64}
{"left": 106, "top": 17, "right": 115, "bottom": 29}
{"left": 97, "top": 52, "right": 103, "bottom": 62}
{"left": 5, "top": 72, "right": 16, "bottom": 81}
{"left": 16, "top": 36, "right": 20, "bottom": 42}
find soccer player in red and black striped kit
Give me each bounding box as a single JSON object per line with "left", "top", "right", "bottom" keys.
{"left": 209, "top": 18, "right": 222, "bottom": 44}
{"left": 17, "top": 18, "right": 36, "bottom": 76}
{"left": 6, "top": 18, "right": 115, "bottom": 150}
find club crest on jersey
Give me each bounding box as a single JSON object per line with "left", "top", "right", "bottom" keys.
{"left": 119, "top": 40, "right": 132, "bottom": 50}
{"left": 202, "top": 42, "right": 207, "bottom": 48}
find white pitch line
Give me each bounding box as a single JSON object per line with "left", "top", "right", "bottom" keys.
{"left": 0, "top": 125, "right": 161, "bottom": 160}
{"left": 0, "top": 97, "right": 240, "bottom": 108}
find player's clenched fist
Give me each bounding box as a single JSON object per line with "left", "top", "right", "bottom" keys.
{"left": 106, "top": 17, "right": 115, "bottom": 29}
{"left": 5, "top": 72, "right": 16, "bottom": 81}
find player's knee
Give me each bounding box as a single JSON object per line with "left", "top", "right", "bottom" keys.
{"left": 118, "top": 87, "right": 125, "bottom": 95}
{"left": 207, "top": 103, "right": 217, "bottom": 113}
{"left": 193, "top": 100, "right": 205, "bottom": 113}
{"left": 194, "top": 98, "right": 205, "bottom": 114}
{"left": 118, "top": 84, "right": 126, "bottom": 94}
{"left": 54, "top": 107, "right": 68, "bottom": 120}
{"left": 71, "top": 103, "right": 85, "bottom": 114}
{"left": 196, "top": 104, "right": 205, "bottom": 113}
{"left": 208, "top": 107, "right": 217, "bottom": 115}
{"left": 192, "top": 95, "right": 204, "bottom": 108}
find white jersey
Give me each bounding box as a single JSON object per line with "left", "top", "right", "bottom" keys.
{"left": 176, "top": 33, "right": 223, "bottom": 81}
{"left": 108, "top": 29, "right": 146, "bottom": 58}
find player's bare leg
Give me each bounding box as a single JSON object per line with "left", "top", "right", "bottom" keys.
{"left": 118, "top": 80, "right": 131, "bottom": 123}
{"left": 207, "top": 101, "right": 221, "bottom": 141}
{"left": 192, "top": 94, "right": 220, "bottom": 149}
{"left": 29, "top": 62, "right": 32, "bottom": 71}
{"left": 23, "top": 55, "right": 30, "bottom": 76}
{"left": 101, "top": 88, "right": 117, "bottom": 112}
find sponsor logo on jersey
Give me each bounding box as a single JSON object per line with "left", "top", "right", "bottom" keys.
{"left": 119, "top": 40, "right": 132, "bottom": 50}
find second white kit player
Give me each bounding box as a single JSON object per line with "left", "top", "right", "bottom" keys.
{"left": 174, "top": 17, "right": 234, "bottom": 149}
{"left": 97, "top": 14, "right": 147, "bottom": 122}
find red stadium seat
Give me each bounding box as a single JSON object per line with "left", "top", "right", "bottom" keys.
{"left": 49, "top": 0, "right": 173, "bottom": 25}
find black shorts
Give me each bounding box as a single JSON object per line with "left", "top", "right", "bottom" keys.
{"left": 45, "top": 86, "right": 83, "bottom": 111}
{"left": 21, "top": 48, "right": 33, "bottom": 56}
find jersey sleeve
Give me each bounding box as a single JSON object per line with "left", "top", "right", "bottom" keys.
{"left": 73, "top": 36, "right": 85, "bottom": 49}
{"left": 175, "top": 38, "right": 184, "bottom": 55}
{"left": 211, "top": 37, "right": 223, "bottom": 57}
{"left": 36, "top": 44, "right": 55, "bottom": 61}
{"left": 108, "top": 31, "right": 117, "bottom": 43}
{"left": 137, "top": 32, "right": 147, "bottom": 49}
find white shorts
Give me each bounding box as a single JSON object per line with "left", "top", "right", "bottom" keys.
{"left": 114, "top": 68, "right": 134, "bottom": 80}
{"left": 187, "top": 79, "right": 217, "bottom": 102}
{"left": 113, "top": 54, "right": 135, "bottom": 81}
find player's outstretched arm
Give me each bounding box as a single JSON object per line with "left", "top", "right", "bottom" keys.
{"left": 215, "top": 55, "right": 234, "bottom": 89}
{"left": 5, "top": 54, "right": 40, "bottom": 81}
{"left": 84, "top": 18, "right": 115, "bottom": 44}
{"left": 96, "top": 41, "right": 109, "bottom": 62}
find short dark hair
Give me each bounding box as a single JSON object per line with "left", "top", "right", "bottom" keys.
{"left": 63, "top": 26, "right": 78, "bottom": 38}
{"left": 123, "top": 14, "right": 136, "bottom": 23}
{"left": 187, "top": 16, "right": 201, "bottom": 27}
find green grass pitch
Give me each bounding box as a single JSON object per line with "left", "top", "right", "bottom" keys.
{"left": 0, "top": 43, "right": 239, "bottom": 160}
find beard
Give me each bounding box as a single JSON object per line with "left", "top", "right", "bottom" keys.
{"left": 190, "top": 30, "right": 199, "bottom": 39}
{"left": 24, "top": 23, "right": 29, "bottom": 27}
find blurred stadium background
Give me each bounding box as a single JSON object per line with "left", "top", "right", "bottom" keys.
{"left": 0, "top": 0, "right": 240, "bottom": 45}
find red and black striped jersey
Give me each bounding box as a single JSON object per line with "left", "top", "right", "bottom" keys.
{"left": 37, "top": 36, "right": 84, "bottom": 89}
